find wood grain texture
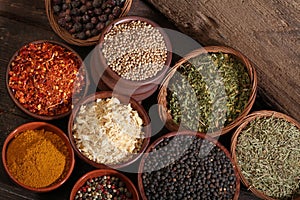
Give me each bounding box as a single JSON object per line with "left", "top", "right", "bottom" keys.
{"left": 146, "top": 0, "right": 300, "bottom": 122}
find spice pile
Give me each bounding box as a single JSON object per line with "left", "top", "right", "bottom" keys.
{"left": 167, "top": 52, "right": 251, "bottom": 133}
{"left": 102, "top": 20, "right": 168, "bottom": 81}
{"left": 141, "top": 134, "right": 237, "bottom": 199}
{"left": 8, "top": 41, "right": 85, "bottom": 116}
{"left": 72, "top": 97, "right": 144, "bottom": 165}
{"left": 236, "top": 116, "right": 300, "bottom": 199}
{"left": 52, "top": 0, "right": 126, "bottom": 40}
{"left": 74, "top": 175, "right": 132, "bottom": 199}
{"left": 6, "top": 129, "right": 70, "bottom": 188}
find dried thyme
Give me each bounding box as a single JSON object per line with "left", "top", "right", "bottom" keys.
{"left": 167, "top": 52, "right": 251, "bottom": 133}
{"left": 236, "top": 116, "right": 300, "bottom": 199}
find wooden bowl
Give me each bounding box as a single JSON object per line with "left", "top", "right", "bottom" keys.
{"left": 68, "top": 91, "right": 151, "bottom": 169}
{"left": 157, "top": 46, "right": 257, "bottom": 137}
{"left": 90, "top": 16, "right": 172, "bottom": 101}
{"left": 138, "top": 131, "right": 240, "bottom": 200}
{"left": 45, "top": 0, "right": 132, "bottom": 46}
{"left": 6, "top": 40, "right": 89, "bottom": 120}
{"left": 70, "top": 169, "right": 139, "bottom": 200}
{"left": 2, "top": 122, "right": 75, "bottom": 192}
{"left": 231, "top": 110, "right": 300, "bottom": 200}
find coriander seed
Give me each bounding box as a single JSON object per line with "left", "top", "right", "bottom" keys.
{"left": 102, "top": 20, "right": 168, "bottom": 81}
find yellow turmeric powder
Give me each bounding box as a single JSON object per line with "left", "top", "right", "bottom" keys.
{"left": 6, "top": 129, "right": 69, "bottom": 188}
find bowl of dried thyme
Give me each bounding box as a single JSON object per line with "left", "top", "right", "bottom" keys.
{"left": 2, "top": 122, "right": 75, "bottom": 192}
{"left": 6, "top": 40, "right": 89, "bottom": 120}
{"left": 90, "top": 16, "right": 172, "bottom": 101}
{"left": 68, "top": 91, "right": 151, "bottom": 169}
{"left": 158, "top": 46, "right": 257, "bottom": 137}
{"left": 231, "top": 110, "right": 300, "bottom": 200}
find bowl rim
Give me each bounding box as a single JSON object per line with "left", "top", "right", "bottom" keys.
{"left": 69, "top": 168, "right": 139, "bottom": 200}
{"left": 230, "top": 110, "right": 300, "bottom": 200}
{"left": 1, "top": 121, "right": 75, "bottom": 192}
{"left": 6, "top": 40, "right": 89, "bottom": 121}
{"left": 68, "top": 91, "right": 151, "bottom": 169}
{"left": 96, "top": 15, "right": 173, "bottom": 86}
{"left": 137, "top": 130, "right": 240, "bottom": 200}
{"left": 157, "top": 45, "right": 258, "bottom": 137}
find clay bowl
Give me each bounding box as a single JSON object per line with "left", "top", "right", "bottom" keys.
{"left": 45, "top": 0, "right": 132, "bottom": 46}
{"left": 158, "top": 46, "right": 257, "bottom": 137}
{"left": 138, "top": 131, "right": 240, "bottom": 200}
{"left": 231, "top": 110, "right": 300, "bottom": 200}
{"left": 68, "top": 91, "right": 151, "bottom": 169}
{"left": 70, "top": 169, "right": 139, "bottom": 200}
{"left": 90, "top": 16, "right": 172, "bottom": 102}
{"left": 2, "top": 122, "right": 75, "bottom": 192}
{"left": 6, "top": 40, "right": 89, "bottom": 120}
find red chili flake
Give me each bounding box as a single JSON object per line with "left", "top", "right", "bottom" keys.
{"left": 8, "top": 41, "right": 86, "bottom": 116}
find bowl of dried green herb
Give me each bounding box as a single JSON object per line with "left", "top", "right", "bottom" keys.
{"left": 158, "top": 46, "right": 257, "bottom": 137}
{"left": 231, "top": 110, "right": 300, "bottom": 200}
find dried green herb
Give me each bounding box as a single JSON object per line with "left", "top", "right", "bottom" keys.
{"left": 236, "top": 116, "right": 300, "bottom": 199}
{"left": 167, "top": 52, "right": 251, "bottom": 133}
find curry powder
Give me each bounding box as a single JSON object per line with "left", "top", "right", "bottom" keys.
{"left": 6, "top": 129, "right": 69, "bottom": 188}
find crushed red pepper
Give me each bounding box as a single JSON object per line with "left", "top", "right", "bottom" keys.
{"left": 8, "top": 41, "right": 85, "bottom": 116}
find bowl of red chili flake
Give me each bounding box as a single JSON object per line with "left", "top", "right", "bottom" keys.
{"left": 6, "top": 40, "right": 88, "bottom": 120}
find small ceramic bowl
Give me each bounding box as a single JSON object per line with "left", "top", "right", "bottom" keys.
{"left": 70, "top": 169, "right": 139, "bottom": 200}
{"left": 2, "top": 122, "right": 75, "bottom": 192}
{"left": 6, "top": 40, "right": 89, "bottom": 120}
{"left": 90, "top": 16, "right": 172, "bottom": 101}
{"left": 68, "top": 91, "right": 151, "bottom": 169}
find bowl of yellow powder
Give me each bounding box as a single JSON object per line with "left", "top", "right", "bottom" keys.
{"left": 2, "top": 122, "right": 75, "bottom": 192}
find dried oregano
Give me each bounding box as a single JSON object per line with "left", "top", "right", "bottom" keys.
{"left": 167, "top": 52, "right": 251, "bottom": 133}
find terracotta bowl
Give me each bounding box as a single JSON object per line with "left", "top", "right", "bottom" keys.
{"left": 231, "top": 110, "right": 300, "bottom": 200}
{"left": 2, "top": 122, "right": 75, "bottom": 192}
{"left": 6, "top": 40, "right": 89, "bottom": 120}
{"left": 138, "top": 131, "right": 240, "bottom": 200}
{"left": 90, "top": 16, "right": 172, "bottom": 101}
{"left": 158, "top": 46, "right": 257, "bottom": 137}
{"left": 70, "top": 169, "right": 139, "bottom": 200}
{"left": 45, "top": 0, "right": 132, "bottom": 46}
{"left": 68, "top": 91, "right": 151, "bottom": 169}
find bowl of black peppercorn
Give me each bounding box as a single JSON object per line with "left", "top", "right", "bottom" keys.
{"left": 138, "top": 131, "right": 240, "bottom": 200}
{"left": 45, "top": 0, "right": 133, "bottom": 46}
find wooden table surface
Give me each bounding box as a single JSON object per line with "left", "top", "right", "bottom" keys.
{"left": 0, "top": 0, "right": 274, "bottom": 199}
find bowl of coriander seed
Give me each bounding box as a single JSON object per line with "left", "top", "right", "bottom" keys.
{"left": 90, "top": 16, "right": 172, "bottom": 102}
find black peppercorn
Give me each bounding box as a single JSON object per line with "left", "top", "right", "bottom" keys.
{"left": 90, "top": 16, "right": 98, "bottom": 24}
{"left": 82, "top": 14, "right": 90, "bottom": 23}
{"left": 71, "top": 0, "right": 81, "bottom": 8}
{"left": 98, "top": 14, "right": 107, "bottom": 22}
{"left": 92, "top": 0, "right": 102, "bottom": 8}
{"left": 141, "top": 135, "right": 237, "bottom": 199}
{"left": 76, "top": 31, "right": 86, "bottom": 39}
{"left": 85, "top": 22, "right": 94, "bottom": 30}
{"left": 53, "top": 5, "right": 61, "bottom": 13}
{"left": 70, "top": 8, "right": 79, "bottom": 16}
{"left": 112, "top": 6, "right": 121, "bottom": 16}
{"left": 104, "top": 7, "right": 111, "bottom": 14}
{"left": 73, "top": 22, "right": 83, "bottom": 32}
{"left": 96, "top": 22, "right": 105, "bottom": 31}
{"left": 91, "top": 29, "right": 99, "bottom": 36}
{"left": 53, "top": 0, "right": 126, "bottom": 40}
